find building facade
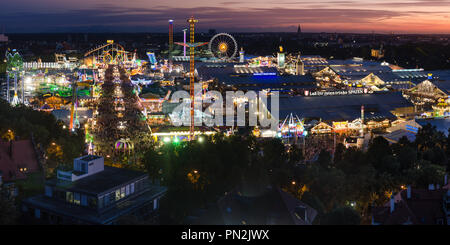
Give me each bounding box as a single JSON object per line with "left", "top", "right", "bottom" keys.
{"left": 22, "top": 155, "right": 167, "bottom": 225}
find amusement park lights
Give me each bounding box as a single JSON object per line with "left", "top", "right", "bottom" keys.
{"left": 173, "top": 137, "right": 180, "bottom": 144}
{"left": 163, "top": 137, "right": 171, "bottom": 143}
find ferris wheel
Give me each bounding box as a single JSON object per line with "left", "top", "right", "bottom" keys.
{"left": 208, "top": 33, "right": 238, "bottom": 60}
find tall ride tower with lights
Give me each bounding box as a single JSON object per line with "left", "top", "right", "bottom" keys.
{"left": 188, "top": 17, "right": 198, "bottom": 140}
{"left": 169, "top": 19, "right": 174, "bottom": 62}
{"left": 174, "top": 17, "right": 208, "bottom": 140}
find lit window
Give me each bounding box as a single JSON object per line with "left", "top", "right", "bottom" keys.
{"left": 74, "top": 193, "right": 81, "bottom": 205}
{"left": 66, "top": 192, "right": 74, "bottom": 203}
{"left": 115, "top": 189, "right": 121, "bottom": 201}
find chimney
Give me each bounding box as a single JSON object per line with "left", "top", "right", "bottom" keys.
{"left": 428, "top": 184, "right": 435, "bottom": 190}
{"left": 390, "top": 195, "right": 395, "bottom": 213}
{"left": 407, "top": 185, "right": 411, "bottom": 199}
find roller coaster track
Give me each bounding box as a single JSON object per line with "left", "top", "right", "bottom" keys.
{"left": 84, "top": 43, "right": 127, "bottom": 57}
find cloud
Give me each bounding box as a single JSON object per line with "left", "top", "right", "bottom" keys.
{"left": 1, "top": 5, "right": 449, "bottom": 33}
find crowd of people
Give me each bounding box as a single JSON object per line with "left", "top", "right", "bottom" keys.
{"left": 300, "top": 134, "right": 346, "bottom": 161}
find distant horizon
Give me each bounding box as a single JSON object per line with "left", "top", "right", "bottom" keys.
{"left": 2, "top": 0, "right": 450, "bottom": 34}
{"left": 3, "top": 30, "right": 450, "bottom": 36}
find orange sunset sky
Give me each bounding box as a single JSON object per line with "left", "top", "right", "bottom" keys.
{"left": 1, "top": 0, "right": 450, "bottom": 33}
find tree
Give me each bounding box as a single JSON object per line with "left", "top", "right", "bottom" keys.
{"left": 405, "top": 163, "right": 446, "bottom": 188}
{"left": 288, "top": 144, "right": 304, "bottom": 165}
{"left": 333, "top": 143, "right": 345, "bottom": 164}
{"left": 367, "top": 136, "right": 392, "bottom": 172}
{"left": 317, "top": 150, "right": 332, "bottom": 169}
{"left": 0, "top": 196, "right": 18, "bottom": 225}
{"left": 321, "top": 206, "right": 361, "bottom": 225}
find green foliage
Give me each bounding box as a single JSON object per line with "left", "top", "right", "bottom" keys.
{"left": 0, "top": 98, "right": 85, "bottom": 172}
{"left": 145, "top": 135, "right": 295, "bottom": 224}
{"left": 321, "top": 206, "right": 361, "bottom": 225}
{"left": 294, "top": 124, "right": 448, "bottom": 224}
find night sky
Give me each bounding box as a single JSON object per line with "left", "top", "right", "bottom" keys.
{"left": 1, "top": 0, "right": 450, "bottom": 33}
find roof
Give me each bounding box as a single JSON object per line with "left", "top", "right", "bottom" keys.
{"left": 78, "top": 155, "right": 102, "bottom": 162}
{"left": 428, "top": 69, "right": 450, "bottom": 82}
{"left": 331, "top": 64, "right": 392, "bottom": 77}
{"left": 215, "top": 74, "right": 317, "bottom": 91}
{"left": 416, "top": 118, "right": 450, "bottom": 136}
{"left": 197, "top": 66, "right": 278, "bottom": 80}
{"left": 372, "top": 188, "right": 448, "bottom": 225}
{"left": 46, "top": 166, "right": 147, "bottom": 195}
{"left": 216, "top": 187, "right": 317, "bottom": 225}
{"left": 0, "top": 140, "right": 40, "bottom": 182}
{"left": 265, "top": 92, "right": 413, "bottom": 122}
{"left": 383, "top": 129, "right": 417, "bottom": 143}
{"left": 23, "top": 182, "right": 167, "bottom": 224}
{"left": 391, "top": 69, "right": 428, "bottom": 82}
{"left": 432, "top": 80, "right": 450, "bottom": 94}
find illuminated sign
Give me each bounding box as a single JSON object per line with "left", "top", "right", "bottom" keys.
{"left": 253, "top": 72, "right": 277, "bottom": 76}
{"left": 107, "top": 40, "right": 114, "bottom": 44}
{"left": 305, "top": 89, "right": 367, "bottom": 96}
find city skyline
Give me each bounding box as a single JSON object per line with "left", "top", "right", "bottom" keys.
{"left": 1, "top": 0, "right": 450, "bottom": 34}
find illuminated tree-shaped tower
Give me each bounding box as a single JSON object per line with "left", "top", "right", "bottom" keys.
{"left": 5, "top": 49, "right": 24, "bottom": 105}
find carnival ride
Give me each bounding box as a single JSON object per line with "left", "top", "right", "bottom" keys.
{"left": 147, "top": 52, "right": 157, "bottom": 66}
{"left": 208, "top": 33, "right": 238, "bottom": 60}
{"left": 84, "top": 41, "right": 135, "bottom": 67}
{"left": 115, "top": 138, "right": 134, "bottom": 154}
{"left": 69, "top": 81, "right": 82, "bottom": 132}
{"left": 278, "top": 113, "right": 306, "bottom": 138}
{"left": 175, "top": 32, "right": 239, "bottom": 61}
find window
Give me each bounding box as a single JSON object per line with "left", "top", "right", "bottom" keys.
{"left": 136, "top": 180, "right": 141, "bottom": 191}
{"left": 153, "top": 199, "right": 158, "bottom": 210}
{"left": 99, "top": 196, "right": 104, "bottom": 209}
{"left": 89, "top": 197, "right": 98, "bottom": 209}
{"left": 131, "top": 183, "right": 135, "bottom": 194}
{"left": 45, "top": 186, "right": 53, "bottom": 197}
{"left": 66, "top": 192, "right": 74, "bottom": 203}
{"left": 115, "top": 189, "right": 121, "bottom": 201}
{"left": 35, "top": 209, "right": 40, "bottom": 219}
{"left": 81, "top": 195, "right": 88, "bottom": 206}
{"left": 74, "top": 193, "right": 81, "bottom": 205}
{"left": 57, "top": 190, "right": 65, "bottom": 200}
{"left": 121, "top": 187, "right": 125, "bottom": 198}
{"left": 109, "top": 192, "right": 115, "bottom": 203}
{"left": 125, "top": 185, "right": 130, "bottom": 196}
